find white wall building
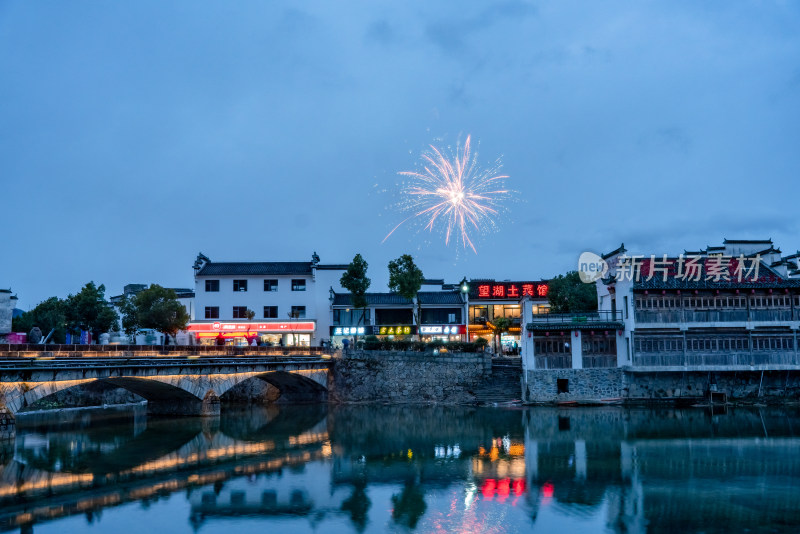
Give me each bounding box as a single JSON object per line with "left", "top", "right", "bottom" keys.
{"left": 189, "top": 252, "right": 347, "bottom": 346}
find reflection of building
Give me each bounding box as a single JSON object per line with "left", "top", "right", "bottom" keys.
{"left": 467, "top": 280, "right": 549, "bottom": 351}
{"left": 330, "top": 279, "right": 468, "bottom": 343}
{"left": 189, "top": 252, "right": 347, "bottom": 347}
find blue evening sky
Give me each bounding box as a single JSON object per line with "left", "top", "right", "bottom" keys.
{"left": 2, "top": 1, "right": 799, "bottom": 308}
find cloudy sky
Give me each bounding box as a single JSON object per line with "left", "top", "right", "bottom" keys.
{"left": 2, "top": 1, "right": 799, "bottom": 308}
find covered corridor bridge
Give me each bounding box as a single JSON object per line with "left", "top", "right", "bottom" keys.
{"left": 0, "top": 344, "right": 332, "bottom": 432}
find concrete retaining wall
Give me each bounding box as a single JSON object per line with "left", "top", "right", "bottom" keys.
{"left": 330, "top": 350, "right": 491, "bottom": 404}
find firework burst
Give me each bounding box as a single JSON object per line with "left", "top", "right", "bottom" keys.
{"left": 383, "top": 135, "right": 512, "bottom": 253}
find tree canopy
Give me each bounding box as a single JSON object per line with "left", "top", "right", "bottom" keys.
{"left": 121, "top": 284, "right": 190, "bottom": 342}
{"left": 387, "top": 254, "right": 424, "bottom": 301}
{"left": 65, "top": 282, "right": 119, "bottom": 340}
{"left": 12, "top": 296, "right": 68, "bottom": 343}
{"left": 340, "top": 253, "right": 371, "bottom": 314}
{"left": 547, "top": 271, "right": 598, "bottom": 313}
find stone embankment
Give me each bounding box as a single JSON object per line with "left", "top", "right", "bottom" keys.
{"left": 329, "top": 350, "right": 492, "bottom": 404}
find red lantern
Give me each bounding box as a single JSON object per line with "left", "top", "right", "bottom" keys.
{"left": 618, "top": 330, "right": 623, "bottom": 336}
{"left": 574, "top": 331, "right": 579, "bottom": 337}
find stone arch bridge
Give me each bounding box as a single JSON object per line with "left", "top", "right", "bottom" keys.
{"left": 0, "top": 350, "right": 331, "bottom": 434}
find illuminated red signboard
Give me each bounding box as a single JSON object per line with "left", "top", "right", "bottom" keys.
{"left": 473, "top": 282, "right": 548, "bottom": 300}
{"left": 187, "top": 322, "right": 316, "bottom": 333}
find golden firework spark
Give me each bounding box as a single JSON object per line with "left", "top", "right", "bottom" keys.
{"left": 384, "top": 135, "right": 511, "bottom": 253}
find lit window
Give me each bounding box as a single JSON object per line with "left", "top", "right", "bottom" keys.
{"left": 233, "top": 280, "right": 248, "bottom": 292}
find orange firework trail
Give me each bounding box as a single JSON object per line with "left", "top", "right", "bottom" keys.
{"left": 383, "top": 135, "right": 511, "bottom": 253}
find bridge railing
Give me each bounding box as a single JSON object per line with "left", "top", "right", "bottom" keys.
{"left": 0, "top": 343, "right": 331, "bottom": 359}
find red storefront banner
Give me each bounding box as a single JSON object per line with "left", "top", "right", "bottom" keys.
{"left": 187, "top": 322, "right": 315, "bottom": 333}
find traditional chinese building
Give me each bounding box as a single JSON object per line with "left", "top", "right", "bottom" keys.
{"left": 189, "top": 252, "right": 348, "bottom": 347}
{"left": 467, "top": 280, "right": 550, "bottom": 352}
{"left": 521, "top": 239, "right": 800, "bottom": 403}
{"left": 329, "top": 279, "right": 468, "bottom": 345}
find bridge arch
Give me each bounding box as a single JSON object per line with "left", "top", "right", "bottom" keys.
{"left": 1, "top": 368, "right": 328, "bottom": 417}
{"left": 219, "top": 371, "right": 328, "bottom": 404}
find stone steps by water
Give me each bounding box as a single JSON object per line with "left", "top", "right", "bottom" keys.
{"left": 471, "top": 359, "right": 523, "bottom": 404}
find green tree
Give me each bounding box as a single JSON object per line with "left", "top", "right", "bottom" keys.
{"left": 491, "top": 316, "right": 511, "bottom": 354}
{"left": 340, "top": 254, "right": 371, "bottom": 340}
{"left": 547, "top": 271, "right": 598, "bottom": 313}
{"left": 388, "top": 254, "right": 424, "bottom": 331}
{"left": 134, "top": 285, "right": 190, "bottom": 345}
{"left": 65, "top": 282, "right": 119, "bottom": 343}
{"left": 12, "top": 297, "right": 68, "bottom": 343}
{"left": 118, "top": 295, "right": 140, "bottom": 343}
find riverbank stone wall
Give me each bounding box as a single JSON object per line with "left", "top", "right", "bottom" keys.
{"left": 526, "top": 368, "right": 800, "bottom": 403}
{"left": 525, "top": 368, "right": 624, "bottom": 403}
{"left": 330, "top": 350, "right": 492, "bottom": 404}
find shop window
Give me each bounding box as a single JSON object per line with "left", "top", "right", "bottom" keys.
{"left": 290, "top": 306, "right": 306, "bottom": 318}
{"left": 205, "top": 280, "right": 219, "bottom": 292}
{"left": 204, "top": 306, "right": 219, "bottom": 319}
{"left": 233, "top": 280, "right": 248, "bottom": 292}
{"left": 263, "top": 306, "right": 278, "bottom": 319}
{"left": 232, "top": 306, "right": 248, "bottom": 319}
{"left": 291, "top": 279, "right": 306, "bottom": 291}
{"left": 264, "top": 279, "right": 278, "bottom": 292}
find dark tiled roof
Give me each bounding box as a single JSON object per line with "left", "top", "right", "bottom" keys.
{"left": 316, "top": 264, "right": 349, "bottom": 270}
{"left": 602, "top": 244, "right": 626, "bottom": 260}
{"left": 422, "top": 278, "right": 445, "bottom": 285}
{"left": 196, "top": 262, "right": 312, "bottom": 276}
{"left": 723, "top": 238, "right": 773, "bottom": 244}
{"left": 631, "top": 258, "right": 800, "bottom": 290}
{"left": 418, "top": 291, "right": 463, "bottom": 305}
{"left": 333, "top": 292, "right": 412, "bottom": 306}
{"left": 332, "top": 291, "right": 463, "bottom": 307}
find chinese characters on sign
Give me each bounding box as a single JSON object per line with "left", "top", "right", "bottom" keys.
{"left": 419, "top": 325, "right": 465, "bottom": 335}
{"left": 614, "top": 254, "right": 764, "bottom": 283}
{"left": 377, "top": 326, "right": 413, "bottom": 335}
{"left": 475, "top": 282, "right": 548, "bottom": 299}
{"left": 332, "top": 326, "right": 366, "bottom": 336}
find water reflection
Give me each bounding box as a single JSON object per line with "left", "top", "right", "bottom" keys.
{"left": 0, "top": 405, "right": 799, "bottom": 533}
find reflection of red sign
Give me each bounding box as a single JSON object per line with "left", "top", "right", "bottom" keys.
{"left": 480, "top": 478, "right": 526, "bottom": 501}
{"left": 475, "top": 282, "right": 548, "bottom": 300}
{"left": 188, "top": 322, "right": 315, "bottom": 333}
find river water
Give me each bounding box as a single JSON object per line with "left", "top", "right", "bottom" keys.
{"left": 2, "top": 404, "right": 799, "bottom": 533}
